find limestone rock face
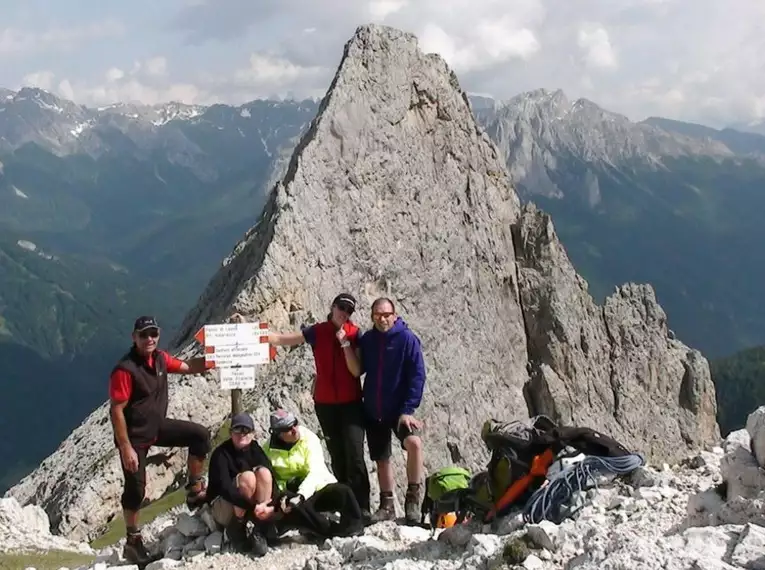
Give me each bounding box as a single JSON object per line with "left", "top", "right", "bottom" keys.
{"left": 0, "top": 496, "right": 93, "bottom": 554}
{"left": 513, "top": 203, "right": 720, "bottom": 460}
{"left": 6, "top": 23, "right": 719, "bottom": 541}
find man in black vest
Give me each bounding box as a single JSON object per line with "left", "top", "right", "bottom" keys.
{"left": 109, "top": 316, "right": 211, "bottom": 565}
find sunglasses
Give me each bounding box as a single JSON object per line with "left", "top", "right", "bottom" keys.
{"left": 231, "top": 427, "right": 253, "bottom": 435}
{"left": 138, "top": 329, "right": 160, "bottom": 339}
{"left": 372, "top": 312, "right": 394, "bottom": 318}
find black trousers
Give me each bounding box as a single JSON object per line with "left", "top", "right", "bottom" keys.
{"left": 279, "top": 483, "right": 363, "bottom": 538}
{"left": 120, "top": 418, "right": 210, "bottom": 511}
{"left": 314, "top": 401, "right": 370, "bottom": 511}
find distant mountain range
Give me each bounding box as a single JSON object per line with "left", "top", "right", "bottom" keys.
{"left": 0, "top": 87, "right": 319, "bottom": 491}
{"left": 1, "top": 84, "right": 764, "bottom": 489}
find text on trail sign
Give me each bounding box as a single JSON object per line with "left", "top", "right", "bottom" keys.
{"left": 194, "top": 321, "right": 271, "bottom": 390}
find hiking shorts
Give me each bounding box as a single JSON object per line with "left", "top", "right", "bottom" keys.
{"left": 211, "top": 496, "right": 236, "bottom": 527}
{"left": 365, "top": 417, "right": 421, "bottom": 462}
{"left": 120, "top": 418, "right": 211, "bottom": 511}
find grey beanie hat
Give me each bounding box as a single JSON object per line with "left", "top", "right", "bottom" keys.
{"left": 270, "top": 409, "right": 298, "bottom": 433}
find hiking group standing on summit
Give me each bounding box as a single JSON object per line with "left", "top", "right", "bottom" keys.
{"left": 109, "top": 294, "right": 427, "bottom": 563}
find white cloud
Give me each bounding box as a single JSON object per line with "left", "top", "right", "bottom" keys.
{"left": 57, "top": 79, "right": 75, "bottom": 101}
{"left": 577, "top": 25, "right": 617, "bottom": 69}
{"left": 0, "top": 20, "right": 125, "bottom": 56}
{"left": 233, "top": 53, "right": 322, "bottom": 86}
{"left": 369, "top": 0, "right": 408, "bottom": 21}
{"left": 145, "top": 57, "right": 167, "bottom": 77}
{"left": 79, "top": 80, "right": 204, "bottom": 106}
{"left": 105, "top": 68, "right": 125, "bottom": 82}
{"left": 22, "top": 57, "right": 209, "bottom": 107}
{"left": 22, "top": 71, "right": 55, "bottom": 91}
{"left": 10, "top": 0, "right": 765, "bottom": 127}
{"left": 204, "top": 0, "right": 763, "bottom": 126}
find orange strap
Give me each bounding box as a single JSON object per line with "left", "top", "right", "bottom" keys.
{"left": 485, "top": 448, "right": 555, "bottom": 521}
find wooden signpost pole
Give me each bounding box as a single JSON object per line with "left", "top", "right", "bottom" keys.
{"left": 228, "top": 315, "right": 245, "bottom": 416}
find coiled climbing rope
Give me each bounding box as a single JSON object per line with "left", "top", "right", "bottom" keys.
{"left": 523, "top": 453, "right": 646, "bottom": 525}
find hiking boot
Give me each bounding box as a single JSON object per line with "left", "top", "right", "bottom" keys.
{"left": 262, "top": 521, "right": 282, "bottom": 547}
{"left": 370, "top": 492, "right": 396, "bottom": 523}
{"left": 404, "top": 483, "right": 422, "bottom": 525}
{"left": 225, "top": 517, "right": 250, "bottom": 553}
{"left": 249, "top": 527, "right": 269, "bottom": 557}
{"left": 335, "top": 519, "right": 365, "bottom": 537}
{"left": 185, "top": 477, "right": 207, "bottom": 510}
{"left": 123, "top": 531, "right": 153, "bottom": 567}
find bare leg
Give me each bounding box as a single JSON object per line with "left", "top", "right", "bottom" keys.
{"left": 403, "top": 435, "right": 424, "bottom": 484}
{"left": 188, "top": 455, "right": 205, "bottom": 484}
{"left": 232, "top": 471, "right": 259, "bottom": 519}
{"left": 253, "top": 467, "right": 273, "bottom": 503}
{"left": 123, "top": 510, "right": 138, "bottom": 529}
{"left": 376, "top": 459, "right": 395, "bottom": 493}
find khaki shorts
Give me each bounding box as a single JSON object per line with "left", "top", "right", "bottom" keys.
{"left": 211, "top": 496, "right": 236, "bottom": 527}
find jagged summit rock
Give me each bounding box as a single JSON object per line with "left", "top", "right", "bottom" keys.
{"left": 7, "top": 23, "right": 718, "bottom": 542}
{"left": 513, "top": 202, "right": 719, "bottom": 460}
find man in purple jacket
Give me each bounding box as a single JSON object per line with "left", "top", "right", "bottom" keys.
{"left": 345, "top": 297, "right": 426, "bottom": 525}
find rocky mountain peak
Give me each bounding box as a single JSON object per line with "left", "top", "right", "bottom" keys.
{"left": 5, "top": 22, "right": 719, "bottom": 543}
{"left": 509, "top": 88, "right": 571, "bottom": 119}
{"left": 478, "top": 87, "right": 736, "bottom": 200}
{"left": 0, "top": 87, "right": 92, "bottom": 153}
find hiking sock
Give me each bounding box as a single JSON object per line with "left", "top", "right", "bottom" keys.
{"left": 404, "top": 483, "right": 421, "bottom": 524}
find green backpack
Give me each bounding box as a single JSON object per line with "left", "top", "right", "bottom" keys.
{"left": 420, "top": 466, "right": 472, "bottom": 527}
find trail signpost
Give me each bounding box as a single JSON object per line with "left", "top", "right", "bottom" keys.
{"left": 194, "top": 317, "right": 274, "bottom": 415}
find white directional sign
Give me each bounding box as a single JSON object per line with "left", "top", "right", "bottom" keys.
{"left": 219, "top": 366, "right": 256, "bottom": 390}
{"left": 194, "top": 321, "right": 271, "bottom": 390}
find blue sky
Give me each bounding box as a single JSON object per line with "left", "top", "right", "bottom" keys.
{"left": 2, "top": 0, "right": 764, "bottom": 128}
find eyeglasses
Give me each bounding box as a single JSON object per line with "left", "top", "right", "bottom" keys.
{"left": 138, "top": 329, "right": 160, "bottom": 339}
{"left": 372, "top": 312, "right": 394, "bottom": 319}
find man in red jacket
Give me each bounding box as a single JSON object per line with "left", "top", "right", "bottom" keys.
{"left": 109, "top": 316, "right": 211, "bottom": 566}
{"left": 268, "top": 293, "right": 371, "bottom": 522}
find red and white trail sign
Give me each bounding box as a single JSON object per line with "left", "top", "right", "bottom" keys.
{"left": 194, "top": 321, "right": 275, "bottom": 390}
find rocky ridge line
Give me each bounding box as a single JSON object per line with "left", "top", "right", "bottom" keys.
{"left": 5, "top": 23, "right": 719, "bottom": 542}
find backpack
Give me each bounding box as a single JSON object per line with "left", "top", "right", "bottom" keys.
{"left": 552, "top": 426, "right": 632, "bottom": 458}
{"left": 420, "top": 466, "right": 473, "bottom": 528}
{"left": 479, "top": 415, "right": 562, "bottom": 519}
{"left": 479, "top": 416, "right": 635, "bottom": 521}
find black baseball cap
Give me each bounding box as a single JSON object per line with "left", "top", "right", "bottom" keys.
{"left": 332, "top": 293, "right": 357, "bottom": 314}
{"left": 133, "top": 316, "right": 160, "bottom": 332}
{"left": 231, "top": 412, "right": 255, "bottom": 431}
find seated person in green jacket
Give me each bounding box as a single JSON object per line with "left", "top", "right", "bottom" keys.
{"left": 206, "top": 412, "right": 278, "bottom": 557}
{"left": 262, "top": 409, "right": 364, "bottom": 538}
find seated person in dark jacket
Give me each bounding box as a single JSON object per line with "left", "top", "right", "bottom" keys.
{"left": 206, "top": 412, "right": 278, "bottom": 556}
